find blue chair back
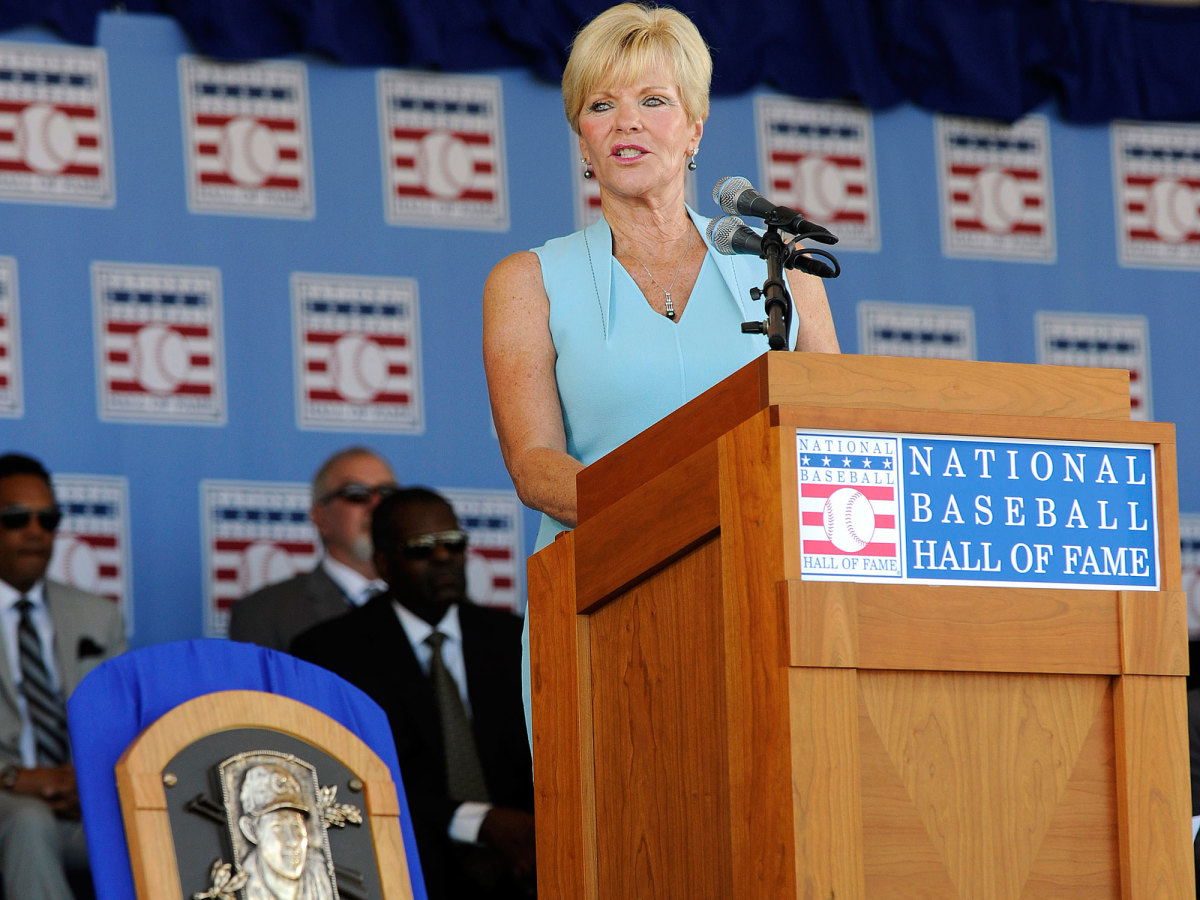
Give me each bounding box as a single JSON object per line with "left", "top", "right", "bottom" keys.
{"left": 66, "top": 638, "right": 427, "bottom": 900}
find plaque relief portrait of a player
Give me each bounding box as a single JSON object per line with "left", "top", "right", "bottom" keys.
{"left": 220, "top": 753, "right": 338, "bottom": 900}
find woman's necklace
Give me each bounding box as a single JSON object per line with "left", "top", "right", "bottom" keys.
{"left": 623, "top": 229, "right": 694, "bottom": 320}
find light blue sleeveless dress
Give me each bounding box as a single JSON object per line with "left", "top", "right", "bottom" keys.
{"left": 521, "top": 207, "right": 798, "bottom": 744}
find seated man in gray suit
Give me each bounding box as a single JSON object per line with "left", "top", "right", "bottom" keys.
{"left": 0, "top": 452, "right": 127, "bottom": 899}
{"left": 228, "top": 447, "right": 398, "bottom": 652}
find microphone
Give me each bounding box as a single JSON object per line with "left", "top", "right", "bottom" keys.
{"left": 713, "top": 176, "right": 838, "bottom": 244}
{"left": 706, "top": 215, "right": 837, "bottom": 278}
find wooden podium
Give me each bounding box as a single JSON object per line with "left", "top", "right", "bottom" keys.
{"left": 528, "top": 353, "right": 1193, "bottom": 900}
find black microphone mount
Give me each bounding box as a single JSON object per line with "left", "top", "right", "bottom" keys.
{"left": 709, "top": 175, "right": 843, "bottom": 350}
{"left": 741, "top": 223, "right": 792, "bottom": 350}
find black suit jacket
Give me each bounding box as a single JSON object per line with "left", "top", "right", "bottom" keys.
{"left": 291, "top": 594, "right": 532, "bottom": 899}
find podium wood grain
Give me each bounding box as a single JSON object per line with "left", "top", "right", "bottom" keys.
{"left": 530, "top": 353, "right": 1191, "bottom": 899}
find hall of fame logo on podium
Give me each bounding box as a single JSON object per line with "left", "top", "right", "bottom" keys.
{"left": 1112, "top": 121, "right": 1200, "bottom": 268}
{"left": 200, "top": 480, "right": 317, "bottom": 637}
{"left": 857, "top": 300, "right": 976, "bottom": 361}
{"left": 93, "top": 262, "right": 226, "bottom": 424}
{"left": 0, "top": 257, "right": 22, "bottom": 417}
{"left": 0, "top": 42, "right": 114, "bottom": 207}
{"left": 443, "top": 488, "right": 523, "bottom": 614}
{"left": 1035, "top": 311, "right": 1151, "bottom": 420}
{"left": 292, "top": 272, "right": 423, "bottom": 433}
{"left": 935, "top": 114, "right": 1055, "bottom": 262}
{"left": 48, "top": 474, "right": 130, "bottom": 621}
{"left": 798, "top": 430, "right": 1159, "bottom": 590}
{"left": 377, "top": 71, "right": 508, "bottom": 229}
{"left": 797, "top": 432, "right": 902, "bottom": 579}
{"left": 180, "top": 57, "right": 314, "bottom": 218}
{"left": 755, "top": 96, "right": 879, "bottom": 252}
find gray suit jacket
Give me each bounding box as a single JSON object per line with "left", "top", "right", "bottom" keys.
{"left": 0, "top": 579, "right": 127, "bottom": 767}
{"left": 227, "top": 564, "right": 352, "bottom": 652}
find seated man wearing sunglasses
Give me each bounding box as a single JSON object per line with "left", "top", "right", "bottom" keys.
{"left": 292, "top": 488, "right": 534, "bottom": 900}
{"left": 0, "top": 452, "right": 127, "bottom": 900}
{"left": 229, "top": 446, "right": 399, "bottom": 652}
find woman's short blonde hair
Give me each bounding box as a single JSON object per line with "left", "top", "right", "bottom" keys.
{"left": 562, "top": 3, "right": 712, "bottom": 134}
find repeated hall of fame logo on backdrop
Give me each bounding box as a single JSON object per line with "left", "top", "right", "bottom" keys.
{"left": 292, "top": 272, "right": 423, "bottom": 433}
{"left": 0, "top": 42, "right": 114, "bottom": 207}
{"left": 48, "top": 475, "right": 130, "bottom": 631}
{"left": 754, "top": 96, "right": 880, "bottom": 252}
{"left": 377, "top": 71, "right": 508, "bottom": 229}
{"left": 1035, "top": 311, "right": 1151, "bottom": 421}
{"left": 857, "top": 300, "right": 976, "bottom": 361}
{"left": 442, "top": 488, "right": 523, "bottom": 614}
{"left": 200, "top": 480, "right": 317, "bottom": 637}
{"left": 179, "top": 56, "right": 314, "bottom": 219}
{"left": 1111, "top": 121, "right": 1200, "bottom": 268}
{"left": 0, "top": 257, "right": 22, "bottom": 417}
{"left": 935, "top": 115, "right": 1055, "bottom": 262}
{"left": 93, "top": 262, "right": 226, "bottom": 424}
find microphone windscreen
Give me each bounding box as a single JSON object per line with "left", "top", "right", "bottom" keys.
{"left": 714, "top": 176, "right": 752, "bottom": 215}
{"left": 706, "top": 215, "right": 746, "bottom": 255}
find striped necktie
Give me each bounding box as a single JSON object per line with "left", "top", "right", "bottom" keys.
{"left": 15, "top": 598, "right": 70, "bottom": 767}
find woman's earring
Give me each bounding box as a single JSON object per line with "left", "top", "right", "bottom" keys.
{"left": 687, "top": 149, "right": 698, "bottom": 172}
{"left": 582, "top": 157, "right": 594, "bottom": 180}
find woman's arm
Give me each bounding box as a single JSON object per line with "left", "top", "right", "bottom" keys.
{"left": 785, "top": 268, "right": 841, "bottom": 353}
{"left": 482, "top": 250, "right": 584, "bottom": 527}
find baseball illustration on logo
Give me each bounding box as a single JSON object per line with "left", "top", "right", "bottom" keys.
{"left": 17, "top": 104, "right": 83, "bottom": 174}
{"left": 755, "top": 97, "right": 880, "bottom": 251}
{"left": 0, "top": 43, "right": 114, "bottom": 206}
{"left": 53, "top": 534, "right": 103, "bottom": 591}
{"left": 128, "top": 323, "right": 191, "bottom": 395}
{"left": 1112, "top": 122, "right": 1200, "bottom": 268}
{"left": 179, "top": 56, "right": 314, "bottom": 218}
{"left": 201, "top": 481, "right": 317, "bottom": 637}
{"left": 936, "top": 114, "right": 1055, "bottom": 262}
{"left": 237, "top": 540, "right": 300, "bottom": 595}
{"left": 47, "top": 475, "right": 130, "bottom": 611}
{"left": 797, "top": 432, "right": 902, "bottom": 580}
{"left": 377, "top": 70, "right": 508, "bottom": 229}
{"left": 327, "top": 333, "right": 388, "bottom": 403}
{"left": 414, "top": 130, "right": 477, "bottom": 199}
{"left": 822, "top": 487, "right": 876, "bottom": 553}
{"left": 93, "top": 261, "right": 226, "bottom": 424}
{"left": 293, "top": 272, "right": 423, "bottom": 432}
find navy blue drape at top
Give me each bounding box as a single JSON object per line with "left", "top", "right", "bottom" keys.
{"left": 2, "top": 0, "right": 1200, "bottom": 123}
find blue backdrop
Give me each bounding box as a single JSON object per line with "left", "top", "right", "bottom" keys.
{"left": 1, "top": 10, "right": 1199, "bottom": 647}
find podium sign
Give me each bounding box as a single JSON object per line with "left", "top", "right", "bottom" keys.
{"left": 797, "top": 429, "right": 1159, "bottom": 590}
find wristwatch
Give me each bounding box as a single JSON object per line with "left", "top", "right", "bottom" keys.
{"left": 0, "top": 764, "right": 19, "bottom": 790}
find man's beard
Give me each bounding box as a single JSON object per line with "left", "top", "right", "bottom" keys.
{"left": 349, "top": 534, "right": 374, "bottom": 564}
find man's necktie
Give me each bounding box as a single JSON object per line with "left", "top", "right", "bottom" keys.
{"left": 425, "top": 630, "right": 490, "bottom": 803}
{"left": 15, "top": 598, "right": 70, "bottom": 767}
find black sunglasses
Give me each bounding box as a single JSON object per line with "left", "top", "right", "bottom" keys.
{"left": 0, "top": 504, "right": 63, "bottom": 532}
{"left": 319, "top": 482, "right": 398, "bottom": 505}
{"left": 402, "top": 529, "right": 468, "bottom": 560}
